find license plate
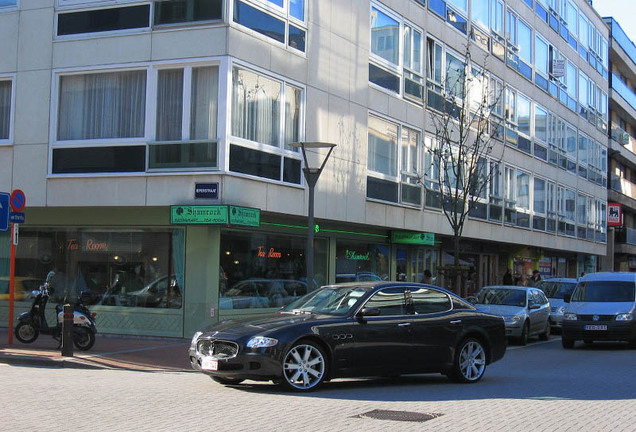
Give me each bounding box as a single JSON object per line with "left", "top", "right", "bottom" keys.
{"left": 201, "top": 358, "right": 218, "bottom": 371}
{"left": 584, "top": 325, "right": 607, "bottom": 331}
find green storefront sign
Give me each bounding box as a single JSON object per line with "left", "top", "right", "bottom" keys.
{"left": 229, "top": 206, "right": 260, "bottom": 227}
{"left": 170, "top": 205, "right": 260, "bottom": 226}
{"left": 391, "top": 231, "right": 435, "bottom": 245}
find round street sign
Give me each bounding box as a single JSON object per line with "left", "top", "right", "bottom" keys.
{"left": 10, "top": 189, "right": 26, "bottom": 212}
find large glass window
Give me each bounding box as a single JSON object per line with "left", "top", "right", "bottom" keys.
{"left": 0, "top": 79, "right": 11, "bottom": 141}
{"left": 151, "top": 66, "right": 219, "bottom": 170}
{"left": 336, "top": 240, "right": 391, "bottom": 283}
{"left": 371, "top": 7, "right": 399, "bottom": 65}
{"left": 229, "top": 65, "right": 303, "bottom": 183}
{"left": 233, "top": 0, "right": 306, "bottom": 52}
{"left": 154, "top": 0, "right": 223, "bottom": 26}
{"left": 9, "top": 227, "right": 183, "bottom": 309}
{"left": 220, "top": 231, "right": 326, "bottom": 309}
{"left": 58, "top": 70, "right": 146, "bottom": 141}
{"left": 368, "top": 115, "right": 398, "bottom": 178}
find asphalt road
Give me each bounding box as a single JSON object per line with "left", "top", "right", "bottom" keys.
{"left": 2, "top": 337, "right": 635, "bottom": 432}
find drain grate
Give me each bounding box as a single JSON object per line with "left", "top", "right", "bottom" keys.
{"left": 354, "top": 409, "right": 443, "bottom": 423}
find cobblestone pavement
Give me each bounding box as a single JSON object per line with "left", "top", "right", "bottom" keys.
{"left": 2, "top": 338, "right": 636, "bottom": 432}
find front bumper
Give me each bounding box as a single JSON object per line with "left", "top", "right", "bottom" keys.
{"left": 189, "top": 342, "right": 283, "bottom": 382}
{"left": 504, "top": 321, "right": 523, "bottom": 338}
{"left": 562, "top": 320, "right": 636, "bottom": 342}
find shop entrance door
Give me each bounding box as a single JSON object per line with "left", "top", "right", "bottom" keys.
{"left": 396, "top": 247, "right": 438, "bottom": 284}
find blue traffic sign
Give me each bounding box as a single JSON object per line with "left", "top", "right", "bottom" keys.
{"left": 0, "top": 192, "right": 9, "bottom": 232}
{"left": 10, "top": 212, "right": 25, "bottom": 224}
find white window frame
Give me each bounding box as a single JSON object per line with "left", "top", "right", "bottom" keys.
{"left": 0, "top": 74, "right": 15, "bottom": 145}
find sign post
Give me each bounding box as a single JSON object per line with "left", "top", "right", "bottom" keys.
{"left": 7, "top": 189, "right": 26, "bottom": 345}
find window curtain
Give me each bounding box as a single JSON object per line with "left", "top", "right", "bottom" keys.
{"left": 156, "top": 69, "right": 184, "bottom": 142}
{"left": 58, "top": 70, "right": 146, "bottom": 140}
{"left": 231, "top": 67, "right": 280, "bottom": 147}
{"left": 191, "top": 66, "right": 219, "bottom": 140}
{"left": 0, "top": 80, "right": 10, "bottom": 139}
{"left": 284, "top": 85, "right": 300, "bottom": 150}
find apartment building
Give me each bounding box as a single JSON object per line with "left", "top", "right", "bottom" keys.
{"left": 605, "top": 17, "right": 636, "bottom": 271}
{"left": 0, "top": 0, "right": 608, "bottom": 337}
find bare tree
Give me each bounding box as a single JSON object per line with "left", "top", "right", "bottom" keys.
{"left": 425, "top": 39, "right": 505, "bottom": 296}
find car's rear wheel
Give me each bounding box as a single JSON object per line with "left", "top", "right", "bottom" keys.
{"left": 448, "top": 338, "right": 487, "bottom": 383}
{"left": 211, "top": 376, "right": 244, "bottom": 385}
{"left": 539, "top": 320, "right": 551, "bottom": 341}
{"left": 280, "top": 340, "right": 327, "bottom": 392}
{"left": 562, "top": 337, "right": 575, "bottom": 349}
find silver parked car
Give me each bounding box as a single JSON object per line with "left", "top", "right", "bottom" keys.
{"left": 562, "top": 272, "right": 636, "bottom": 349}
{"left": 470, "top": 285, "right": 551, "bottom": 345}
{"left": 535, "top": 278, "right": 578, "bottom": 331}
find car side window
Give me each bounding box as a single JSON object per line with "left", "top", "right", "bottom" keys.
{"left": 364, "top": 287, "right": 406, "bottom": 316}
{"left": 528, "top": 291, "right": 538, "bottom": 307}
{"left": 409, "top": 288, "right": 452, "bottom": 314}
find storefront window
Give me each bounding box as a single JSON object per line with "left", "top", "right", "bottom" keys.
{"left": 220, "top": 231, "right": 327, "bottom": 310}
{"left": 7, "top": 228, "right": 183, "bottom": 309}
{"left": 335, "top": 240, "right": 390, "bottom": 283}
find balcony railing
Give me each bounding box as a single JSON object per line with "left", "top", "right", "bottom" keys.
{"left": 608, "top": 18, "right": 636, "bottom": 66}
{"left": 611, "top": 122, "right": 631, "bottom": 146}
{"left": 612, "top": 72, "right": 636, "bottom": 113}
{"left": 611, "top": 173, "right": 636, "bottom": 200}
{"left": 615, "top": 226, "right": 636, "bottom": 246}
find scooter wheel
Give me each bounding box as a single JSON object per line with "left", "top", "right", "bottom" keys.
{"left": 15, "top": 322, "right": 39, "bottom": 344}
{"left": 73, "top": 327, "right": 96, "bottom": 351}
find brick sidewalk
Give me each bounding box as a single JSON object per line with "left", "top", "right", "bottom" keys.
{"left": 0, "top": 327, "right": 192, "bottom": 371}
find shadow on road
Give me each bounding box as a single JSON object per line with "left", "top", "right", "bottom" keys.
{"left": 222, "top": 338, "right": 636, "bottom": 402}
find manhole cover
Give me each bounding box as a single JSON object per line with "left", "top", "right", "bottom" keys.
{"left": 354, "top": 409, "right": 443, "bottom": 423}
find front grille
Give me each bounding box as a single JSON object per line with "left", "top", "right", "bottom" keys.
{"left": 578, "top": 315, "right": 614, "bottom": 322}
{"left": 197, "top": 339, "right": 239, "bottom": 359}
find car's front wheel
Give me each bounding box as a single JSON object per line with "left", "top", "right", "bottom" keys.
{"left": 280, "top": 340, "right": 327, "bottom": 392}
{"left": 448, "top": 338, "right": 487, "bottom": 383}
{"left": 562, "top": 337, "right": 575, "bottom": 349}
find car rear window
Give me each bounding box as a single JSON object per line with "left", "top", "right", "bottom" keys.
{"left": 572, "top": 281, "right": 636, "bottom": 302}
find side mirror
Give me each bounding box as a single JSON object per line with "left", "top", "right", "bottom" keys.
{"left": 563, "top": 293, "right": 571, "bottom": 303}
{"left": 357, "top": 307, "right": 381, "bottom": 318}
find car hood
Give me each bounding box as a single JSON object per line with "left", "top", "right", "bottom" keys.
{"left": 548, "top": 298, "right": 566, "bottom": 309}
{"left": 565, "top": 302, "right": 636, "bottom": 315}
{"left": 474, "top": 304, "right": 525, "bottom": 317}
{"left": 198, "top": 312, "right": 329, "bottom": 339}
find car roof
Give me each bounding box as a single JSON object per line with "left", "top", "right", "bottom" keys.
{"left": 481, "top": 285, "right": 534, "bottom": 292}
{"left": 324, "top": 281, "right": 458, "bottom": 296}
{"left": 579, "top": 272, "right": 636, "bottom": 283}
{"left": 540, "top": 278, "right": 578, "bottom": 283}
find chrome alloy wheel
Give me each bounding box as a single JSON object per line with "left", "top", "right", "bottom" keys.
{"left": 282, "top": 343, "right": 326, "bottom": 391}
{"left": 458, "top": 339, "right": 486, "bottom": 382}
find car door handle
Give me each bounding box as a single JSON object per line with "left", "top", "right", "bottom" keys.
{"left": 450, "top": 320, "right": 462, "bottom": 324}
{"left": 398, "top": 322, "right": 411, "bottom": 327}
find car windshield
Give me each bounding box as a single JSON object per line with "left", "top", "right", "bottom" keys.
{"left": 475, "top": 288, "right": 526, "bottom": 307}
{"left": 281, "top": 286, "right": 369, "bottom": 316}
{"left": 571, "top": 281, "right": 636, "bottom": 302}
{"left": 538, "top": 281, "right": 577, "bottom": 299}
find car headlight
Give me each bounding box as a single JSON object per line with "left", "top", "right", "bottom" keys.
{"left": 190, "top": 331, "right": 202, "bottom": 347}
{"left": 504, "top": 315, "right": 521, "bottom": 324}
{"left": 564, "top": 313, "right": 577, "bottom": 321}
{"left": 246, "top": 336, "right": 279, "bottom": 348}
{"left": 616, "top": 313, "right": 633, "bottom": 321}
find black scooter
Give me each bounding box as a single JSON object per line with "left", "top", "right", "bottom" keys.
{"left": 14, "top": 280, "right": 98, "bottom": 351}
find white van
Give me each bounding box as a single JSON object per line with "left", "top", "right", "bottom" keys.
{"left": 561, "top": 272, "right": 636, "bottom": 348}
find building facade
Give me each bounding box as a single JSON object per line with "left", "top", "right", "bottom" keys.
{"left": 0, "top": 0, "right": 608, "bottom": 338}
{"left": 605, "top": 17, "right": 636, "bottom": 272}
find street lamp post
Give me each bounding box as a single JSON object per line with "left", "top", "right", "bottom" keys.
{"left": 290, "top": 142, "right": 336, "bottom": 290}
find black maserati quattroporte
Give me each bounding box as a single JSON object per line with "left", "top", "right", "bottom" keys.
{"left": 189, "top": 282, "right": 507, "bottom": 391}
